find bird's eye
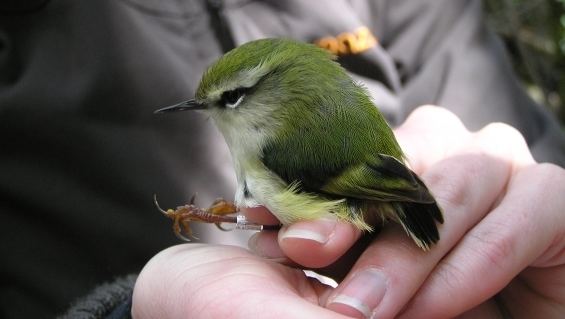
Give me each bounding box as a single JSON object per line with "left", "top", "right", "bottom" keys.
{"left": 220, "top": 87, "right": 248, "bottom": 109}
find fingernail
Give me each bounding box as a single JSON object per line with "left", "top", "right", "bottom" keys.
{"left": 248, "top": 232, "right": 285, "bottom": 259}
{"left": 279, "top": 216, "right": 337, "bottom": 244}
{"left": 327, "top": 269, "right": 387, "bottom": 318}
{"left": 248, "top": 232, "right": 261, "bottom": 252}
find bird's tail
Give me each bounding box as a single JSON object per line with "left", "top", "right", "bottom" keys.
{"left": 392, "top": 201, "right": 443, "bottom": 251}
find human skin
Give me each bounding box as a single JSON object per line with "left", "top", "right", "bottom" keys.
{"left": 132, "top": 106, "right": 565, "bottom": 319}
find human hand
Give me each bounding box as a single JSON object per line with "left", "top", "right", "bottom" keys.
{"left": 132, "top": 244, "right": 351, "bottom": 318}
{"left": 132, "top": 106, "right": 565, "bottom": 318}
{"left": 245, "top": 106, "right": 565, "bottom": 318}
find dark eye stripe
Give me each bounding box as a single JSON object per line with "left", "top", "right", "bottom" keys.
{"left": 220, "top": 87, "right": 249, "bottom": 108}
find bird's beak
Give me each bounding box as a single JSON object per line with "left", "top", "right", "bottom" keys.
{"left": 154, "top": 99, "right": 206, "bottom": 114}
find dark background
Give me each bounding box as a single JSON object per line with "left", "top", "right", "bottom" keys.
{"left": 486, "top": 0, "right": 565, "bottom": 128}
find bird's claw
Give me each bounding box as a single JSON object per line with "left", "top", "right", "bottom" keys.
{"left": 153, "top": 194, "right": 239, "bottom": 241}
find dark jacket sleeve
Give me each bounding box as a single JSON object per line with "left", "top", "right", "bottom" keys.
{"left": 58, "top": 275, "right": 136, "bottom": 319}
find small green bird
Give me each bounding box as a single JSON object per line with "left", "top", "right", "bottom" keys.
{"left": 156, "top": 38, "right": 443, "bottom": 250}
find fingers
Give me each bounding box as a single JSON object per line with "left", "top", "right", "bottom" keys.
{"left": 248, "top": 216, "right": 362, "bottom": 269}
{"left": 400, "top": 163, "right": 565, "bottom": 319}
{"left": 325, "top": 112, "right": 538, "bottom": 318}
{"left": 243, "top": 205, "right": 363, "bottom": 269}
{"left": 244, "top": 106, "right": 556, "bottom": 319}
{"left": 325, "top": 152, "right": 512, "bottom": 318}
{"left": 132, "top": 244, "right": 350, "bottom": 319}
{"left": 277, "top": 218, "right": 362, "bottom": 268}
{"left": 472, "top": 122, "right": 535, "bottom": 171}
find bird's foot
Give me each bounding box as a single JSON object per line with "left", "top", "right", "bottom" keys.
{"left": 153, "top": 195, "right": 239, "bottom": 241}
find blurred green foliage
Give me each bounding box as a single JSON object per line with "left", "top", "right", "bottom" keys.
{"left": 485, "top": 0, "right": 565, "bottom": 125}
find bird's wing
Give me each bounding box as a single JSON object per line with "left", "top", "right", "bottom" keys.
{"left": 320, "top": 153, "right": 436, "bottom": 204}
{"left": 262, "top": 127, "right": 435, "bottom": 204}
{"left": 259, "top": 93, "right": 430, "bottom": 204}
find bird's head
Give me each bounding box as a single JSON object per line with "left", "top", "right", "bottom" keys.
{"left": 155, "top": 38, "right": 347, "bottom": 146}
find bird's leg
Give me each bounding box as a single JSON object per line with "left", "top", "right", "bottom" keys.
{"left": 207, "top": 198, "right": 239, "bottom": 231}
{"left": 154, "top": 195, "right": 239, "bottom": 241}
{"left": 154, "top": 195, "right": 281, "bottom": 240}
{"left": 208, "top": 198, "right": 238, "bottom": 215}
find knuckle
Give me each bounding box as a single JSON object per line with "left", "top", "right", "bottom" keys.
{"left": 479, "top": 122, "right": 524, "bottom": 141}
{"left": 468, "top": 223, "right": 517, "bottom": 272}
{"left": 478, "top": 122, "right": 528, "bottom": 149}
{"left": 424, "top": 155, "right": 488, "bottom": 213}
{"left": 432, "top": 223, "right": 519, "bottom": 302}
{"left": 425, "top": 168, "right": 468, "bottom": 211}
{"left": 433, "top": 258, "right": 467, "bottom": 295}
{"left": 475, "top": 122, "right": 533, "bottom": 164}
